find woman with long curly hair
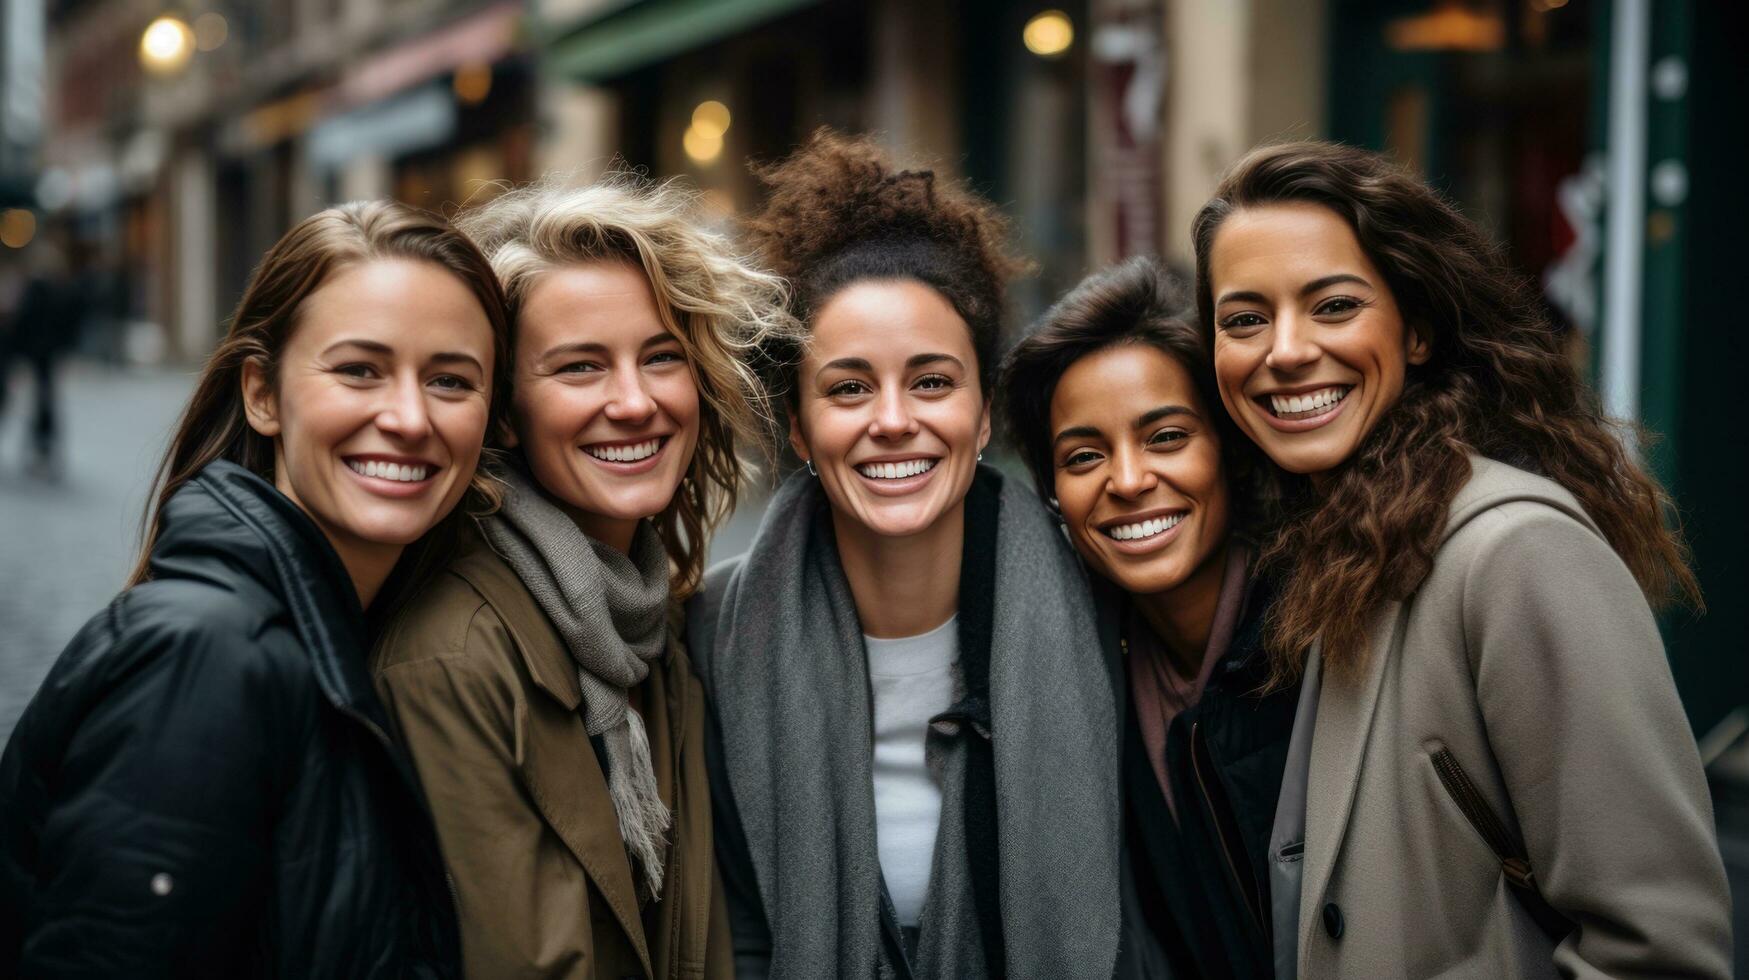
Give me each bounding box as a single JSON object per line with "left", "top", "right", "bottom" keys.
{"left": 369, "top": 174, "right": 794, "bottom": 978}
{"left": 686, "top": 130, "right": 1120, "bottom": 979}
{"left": 1193, "top": 141, "right": 1730, "bottom": 978}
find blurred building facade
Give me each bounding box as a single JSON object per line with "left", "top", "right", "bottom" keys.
{"left": 7, "top": 0, "right": 1744, "bottom": 734}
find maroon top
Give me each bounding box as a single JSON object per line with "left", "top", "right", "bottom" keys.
{"left": 1125, "top": 543, "right": 1251, "bottom": 819}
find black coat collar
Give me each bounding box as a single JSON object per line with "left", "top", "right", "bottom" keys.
{"left": 151, "top": 461, "right": 386, "bottom": 727}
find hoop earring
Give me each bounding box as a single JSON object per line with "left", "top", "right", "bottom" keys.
{"left": 805, "top": 459, "right": 817, "bottom": 477}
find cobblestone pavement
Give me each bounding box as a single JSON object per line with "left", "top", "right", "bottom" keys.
{"left": 0, "top": 361, "right": 196, "bottom": 742}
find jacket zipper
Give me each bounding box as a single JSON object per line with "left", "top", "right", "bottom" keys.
{"left": 1189, "top": 722, "right": 1268, "bottom": 938}
{"left": 1428, "top": 747, "right": 1537, "bottom": 889}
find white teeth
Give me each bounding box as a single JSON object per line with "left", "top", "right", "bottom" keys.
{"left": 855, "top": 458, "right": 938, "bottom": 480}
{"left": 586, "top": 439, "right": 662, "bottom": 463}
{"left": 1269, "top": 386, "right": 1349, "bottom": 417}
{"left": 348, "top": 460, "right": 429, "bottom": 482}
{"left": 1103, "top": 513, "right": 1185, "bottom": 541}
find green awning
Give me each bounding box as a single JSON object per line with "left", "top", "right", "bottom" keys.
{"left": 545, "top": 0, "right": 821, "bottom": 82}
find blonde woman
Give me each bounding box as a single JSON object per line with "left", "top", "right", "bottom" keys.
{"left": 370, "top": 175, "right": 794, "bottom": 979}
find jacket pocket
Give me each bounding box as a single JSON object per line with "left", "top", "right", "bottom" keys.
{"left": 1427, "top": 746, "right": 1573, "bottom": 942}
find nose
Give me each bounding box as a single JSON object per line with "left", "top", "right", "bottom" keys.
{"left": 1265, "top": 313, "right": 1321, "bottom": 373}
{"left": 1106, "top": 446, "right": 1157, "bottom": 500}
{"left": 603, "top": 365, "right": 657, "bottom": 424}
{"left": 867, "top": 387, "right": 918, "bottom": 440}
{"left": 376, "top": 374, "right": 432, "bottom": 441}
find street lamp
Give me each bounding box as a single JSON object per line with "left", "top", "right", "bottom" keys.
{"left": 1024, "top": 10, "right": 1074, "bottom": 58}
{"left": 140, "top": 15, "right": 195, "bottom": 75}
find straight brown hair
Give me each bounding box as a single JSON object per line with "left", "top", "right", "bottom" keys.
{"left": 130, "top": 201, "right": 513, "bottom": 614}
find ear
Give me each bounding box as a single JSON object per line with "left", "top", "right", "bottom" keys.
{"left": 787, "top": 414, "right": 809, "bottom": 464}
{"left": 240, "top": 356, "right": 281, "bottom": 438}
{"left": 1406, "top": 324, "right": 1432, "bottom": 366}
{"left": 977, "top": 397, "right": 993, "bottom": 454}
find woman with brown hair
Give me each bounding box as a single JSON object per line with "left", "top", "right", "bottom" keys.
{"left": 0, "top": 200, "right": 512, "bottom": 977}
{"left": 1194, "top": 141, "right": 1731, "bottom": 978}
{"left": 369, "top": 173, "right": 793, "bottom": 979}
{"left": 687, "top": 131, "right": 1119, "bottom": 980}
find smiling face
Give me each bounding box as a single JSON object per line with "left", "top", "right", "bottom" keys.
{"left": 792, "top": 279, "right": 990, "bottom": 540}
{"left": 509, "top": 260, "right": 700, "bottom": 550}
{"left": 1050, "top": 343, "right": 1229, "bottom": 597}
{"left": 1208, "top": 202, "right": 1429, "bottom": 477}
{"left": 242, "top": 258, "right": 494, "bottom": 593}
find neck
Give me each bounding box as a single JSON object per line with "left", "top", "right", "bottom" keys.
{"left": 1133, "top": 540, "right": 1232, "bottom": 678}
{"left": 330, "top": 538, "right": 404, "bottom": 611}
{"left": 834, "top": 500, "right": 965, "bottom": 639}
{"left": 567, "top": 506, "right": 639, "bottom": 554}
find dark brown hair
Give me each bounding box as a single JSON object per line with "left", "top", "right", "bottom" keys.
{"left": 999, "top": 255, "right": 1257, "bottom": 531}
{"left": 744, "top": 128, "right": 1027, "bottom": 400}
{"left": 129, "top": 201, "right": 513, "bottom": 614}
{"left": 1191, "top": 141, "right": 1700, "bottom": 683}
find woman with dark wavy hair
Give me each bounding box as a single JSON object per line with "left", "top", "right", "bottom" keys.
{"left": 1193, "top": 141, "right": 1730, "bottom": 978}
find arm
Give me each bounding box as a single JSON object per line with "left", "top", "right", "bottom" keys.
{"left": 1463, "top": 503, "right": 1732, "bottom": 978}
{"left": 374, "top": 605, "right": 594, "bottom": 979}
{"left": 17, "top": 610, "right": 295, "bottom": 976}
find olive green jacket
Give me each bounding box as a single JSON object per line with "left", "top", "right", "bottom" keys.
{"left": 371, "top": 526, "right": 731, "bottom": 980}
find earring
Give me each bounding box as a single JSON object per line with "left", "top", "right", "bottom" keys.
{"left": 977, "top": 452, "right": 984, "bottom": 462}
{"left": 805, "top": 459, "right": 817, "bottom": 476}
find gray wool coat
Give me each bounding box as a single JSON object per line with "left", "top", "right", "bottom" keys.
{"left": 1283, "top": 456, "right": 1731, "bottom": 978}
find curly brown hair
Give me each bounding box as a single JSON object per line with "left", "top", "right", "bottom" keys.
{"left": 744, "top": 128, "right": 1027, "bottom": 397}
{"left": 1191, "top": 141, "right": 1701, "bottom": 684}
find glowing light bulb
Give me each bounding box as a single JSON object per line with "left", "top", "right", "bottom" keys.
{"left": 140, "top": 16, "right": 195, "bottom": 74}
{"left": 1023, "top": 10, "right": 1074, "bottom": 58}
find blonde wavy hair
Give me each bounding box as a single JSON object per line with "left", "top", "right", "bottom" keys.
{"left": 456, "top": 173, "right": 797, "bottom": 598}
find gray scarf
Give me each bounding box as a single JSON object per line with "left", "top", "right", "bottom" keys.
{"left": 481, "top": 465, "right": 672, "bottom": 900}
{"left": 697, "top": 467, "right": 1121, "bottom": 979}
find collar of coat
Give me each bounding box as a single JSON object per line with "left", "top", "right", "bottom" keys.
{"left": 154, "top": 460, "right": 390, "bottom": 727}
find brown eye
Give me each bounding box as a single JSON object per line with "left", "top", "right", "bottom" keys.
{"left": 1218, "top": 312, "right": 1266, "bottom": 333}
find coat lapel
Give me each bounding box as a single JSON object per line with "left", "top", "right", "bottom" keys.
{"left": 451, "top": 543, "right": 653, "bottom": 977}
{"left": 1297, "top": 599, "right": 1406, "bottom": 965}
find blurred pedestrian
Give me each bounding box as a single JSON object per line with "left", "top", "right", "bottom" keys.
{"left": 371, "top": 174, "right": 793, "bottom": 978}
{"left": 688, "top": 131, "right": 1121, "bottom": 980}
{"left": 1193, "top": 141, "right": 1731, "bottom": 978}
{"left": 0, "top": 234, "right": 81, "bottom": 478}
{"left": 0, "top": 200, "right": 513, "bottom": 978}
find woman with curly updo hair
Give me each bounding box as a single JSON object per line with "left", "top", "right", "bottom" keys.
{"left": 687, "top": 130, "right": 1121, "bottom": 979}
{"left": 370, "top": 173, "right": 795, "bottom": 978}
{"left": 1194, "top": 141, "right": 1730, "bottom": 977}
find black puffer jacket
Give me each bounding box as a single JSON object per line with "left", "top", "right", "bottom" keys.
{"left": 0, "top": 460, "right": 460, "bottom": 978}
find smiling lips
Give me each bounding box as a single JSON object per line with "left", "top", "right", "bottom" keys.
{"left": 585, "top": 437, "right": 664, "bottom": 463}
{"left": 856, "top": 458, "right": 937, "bottom": 480}
{"left": 345, "top": 458, "right": 434, "bottom": 483}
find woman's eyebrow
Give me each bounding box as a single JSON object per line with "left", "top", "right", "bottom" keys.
{"left": 1053, "top": 424, "right": 1101, "bottom": 446}
{"left": 1135, "top": 405, "right": 1196, "bottom": 427}
{"left": 1299, "top": 273, "right": 1370, "bottom": 296}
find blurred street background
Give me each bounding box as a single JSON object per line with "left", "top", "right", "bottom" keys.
{"left": 0, "top": 0, "right": 1744, "bottom": 962}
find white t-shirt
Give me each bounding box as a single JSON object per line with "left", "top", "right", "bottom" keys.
{"left": 865, "top": 615, "right": 959, "bottom": 927}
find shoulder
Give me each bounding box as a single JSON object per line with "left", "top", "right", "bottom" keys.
{"left": 1444, "top": 455, "right": 1598, "bottom": 541}
{"left": 101, "top": 577, "right": 307, "bottom": 684}
{"left": 374, "top": 568, "right": 498, "bottom": 670}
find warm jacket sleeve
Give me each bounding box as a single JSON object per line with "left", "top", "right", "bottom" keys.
{"left": 374, "top": 602, "right": 597, "bottom": 979}
{"left": 1462, "top": 502, "right": 1732, "bottom": 978}
{"left": 13, "top": 603, "right": 301, "bottom": 977}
